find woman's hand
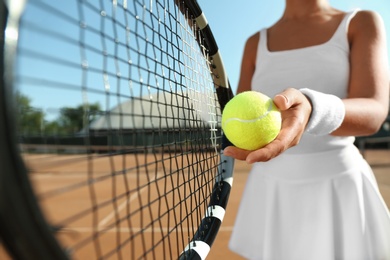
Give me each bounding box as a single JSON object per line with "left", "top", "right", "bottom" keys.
{"left": 223, "top": 88, "right": 312, "bottom": 163}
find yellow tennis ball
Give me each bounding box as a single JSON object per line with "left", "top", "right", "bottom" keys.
{"left": 222, "top": 91, "right": 282, "bottom": 150}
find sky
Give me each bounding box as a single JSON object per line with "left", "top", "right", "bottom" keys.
{"left": 199, "top": 0, "right": 390, "bottom": 93}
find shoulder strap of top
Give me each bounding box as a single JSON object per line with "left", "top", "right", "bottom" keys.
{"left": 330, "top": 9, "right": 360, "bottom": 50}
{"left": 257, "top": 10, "right": 359, "bottom": 54}
{"left": 258, "top": 29, "right": 267, "bottom": 53}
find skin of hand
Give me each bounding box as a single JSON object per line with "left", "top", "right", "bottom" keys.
{"left": 223, "top": 88, "right": 312, "bottom": 164}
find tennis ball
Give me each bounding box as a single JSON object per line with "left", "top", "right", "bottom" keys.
{"left": 222, "top": 91, "right": 282, "bottom": 150}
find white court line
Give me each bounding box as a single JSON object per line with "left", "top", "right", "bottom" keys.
{"left": 98, "top": 172, "right": 163, "bottom": 228}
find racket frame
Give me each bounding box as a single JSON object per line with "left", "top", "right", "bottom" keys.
{"left": 176, "top": 0, "right": 235, "bottom": 259}
{"left": 0, "top": 0, "right": 69, "bottom": 259}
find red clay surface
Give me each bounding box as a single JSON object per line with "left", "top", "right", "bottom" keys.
{"left": 0, "top": 149, "right": 389, "bottom": 259}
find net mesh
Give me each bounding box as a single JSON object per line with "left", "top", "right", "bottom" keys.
{"left": 14, "top": 0, "right": 223, "bottom": 259}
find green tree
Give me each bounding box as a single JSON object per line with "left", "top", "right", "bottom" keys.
{"left": 15, "top": 92, "right": 102, "bottom": 136}
{"left": 16, "top": 92, "right": 45, "bottom": 135}
{"left": 43, "top": 120, "right": 64, "bottom": 135}
{"left": 57, "top": 103, "right": 101, "bottom": 134}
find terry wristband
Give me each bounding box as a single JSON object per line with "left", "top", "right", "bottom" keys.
{"left": 299, "top": 88, "right": 345, "bottom": 136}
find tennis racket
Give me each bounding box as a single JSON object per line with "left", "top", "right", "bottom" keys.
{"left": 0, "top": 0, "right": 234, "bottom": 259}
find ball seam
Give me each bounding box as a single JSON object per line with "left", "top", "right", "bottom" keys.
{"left": 222, "top": 99, "right": 274, "bottom": 128}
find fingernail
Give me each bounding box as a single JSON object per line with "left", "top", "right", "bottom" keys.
{"left": 278, "top": 94, "right": 289, "bottom": 105}
{"left": 246, "top": 157, "right": 254, "bottom": 164}
{"left": 223, "top": 149, "right": 232, "bottom": 156}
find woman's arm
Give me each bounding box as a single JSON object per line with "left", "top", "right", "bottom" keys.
{"left": 334, "top": 10, "right": 389, "bottom": 136}
{"left": 236, "top": 33, "right": 259, "bottom": 94}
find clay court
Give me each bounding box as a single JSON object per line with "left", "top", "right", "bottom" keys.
{"left": 0, "top": 149, "right": 389, "bottom": 259}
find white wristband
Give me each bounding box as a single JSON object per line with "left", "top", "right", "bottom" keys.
{"left": 299, "top": 88, "right": 345, "bottom": 136}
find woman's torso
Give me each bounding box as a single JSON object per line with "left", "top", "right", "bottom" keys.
{"left": 251, "top": 10, "right": 359, "bottom": 154}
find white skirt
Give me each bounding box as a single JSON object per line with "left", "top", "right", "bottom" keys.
{"left": 229, "top": 145, "right": 390, "bottom": 260}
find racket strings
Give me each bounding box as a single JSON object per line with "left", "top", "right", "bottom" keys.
{"left": 15, "top": 0, "right": 222, "bottom": 259}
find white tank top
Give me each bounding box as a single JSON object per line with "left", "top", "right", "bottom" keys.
{"left": 251, "top": 10, "right": 359, "bottom": 154}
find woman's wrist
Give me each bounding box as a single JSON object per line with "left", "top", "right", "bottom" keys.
{"left": 299, "top": 88, "right": 345, "bottom": 136}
